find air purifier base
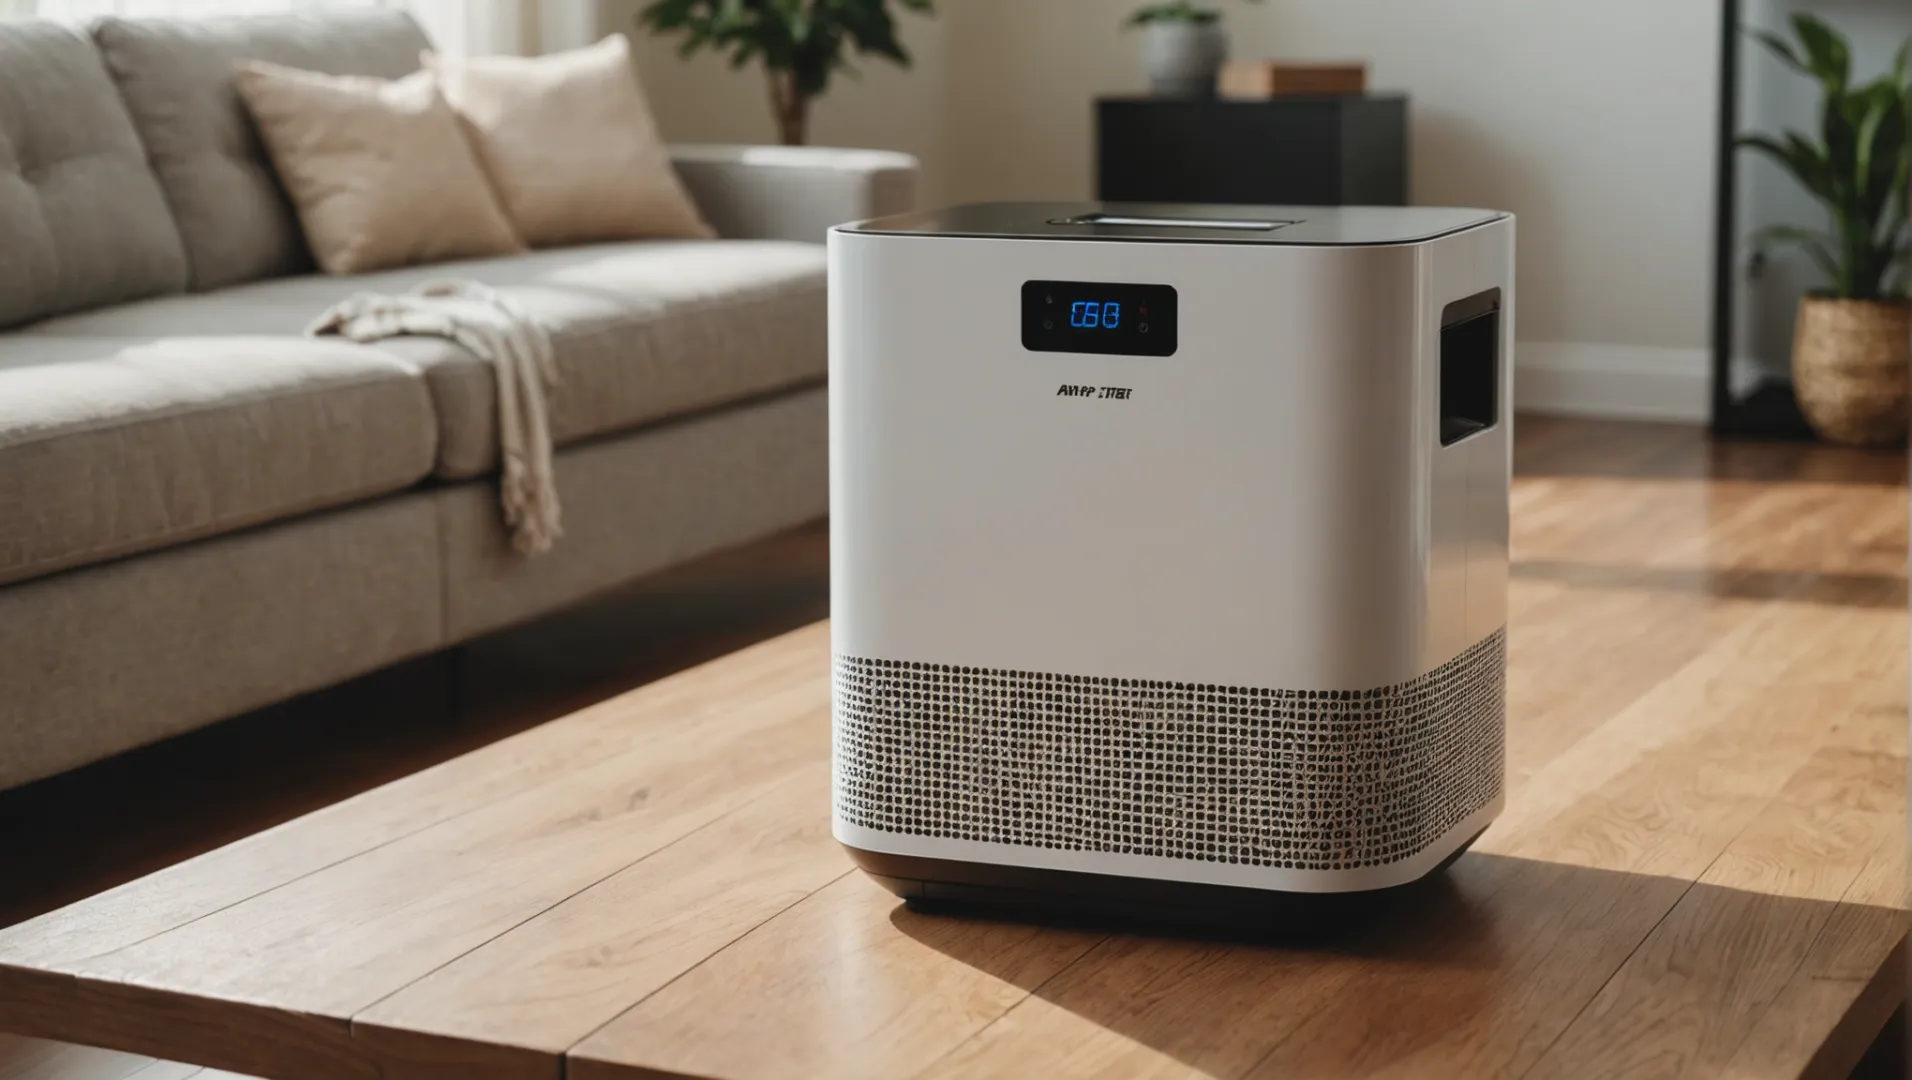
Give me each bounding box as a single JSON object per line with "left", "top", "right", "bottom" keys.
{"left": 845, "top": 837, "right": 1482, "bottom": 937}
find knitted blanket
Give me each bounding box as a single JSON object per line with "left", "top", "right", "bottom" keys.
{"left": 309, "top": 280, "right": 561, "bottom": 556}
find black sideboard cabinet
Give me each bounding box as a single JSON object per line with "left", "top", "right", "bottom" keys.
{"left": 1096, "top": 94, "right": 1409, "bottom": 206}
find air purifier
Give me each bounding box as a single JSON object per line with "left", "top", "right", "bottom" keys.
{"left": 828, "top": 202, "right": 1514, "bottom": 915}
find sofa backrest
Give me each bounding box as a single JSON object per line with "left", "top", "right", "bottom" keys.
{"left": 91, "top": 9, "right": 432, "bottom": 292}
{"left": 0, "top": 19, "right": 189, "bottom": 330}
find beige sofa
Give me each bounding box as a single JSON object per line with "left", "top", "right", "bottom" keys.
{"left": 0, "top": 11, "right": 915, "bottom": 791}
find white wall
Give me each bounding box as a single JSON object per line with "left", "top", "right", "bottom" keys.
{"left": 611, "top": 0, "right": 1731, "bottom": 420}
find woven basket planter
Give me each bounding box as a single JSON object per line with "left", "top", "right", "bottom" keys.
{"left": 1792, "top": 296, "right": 1912, "bottom": 447}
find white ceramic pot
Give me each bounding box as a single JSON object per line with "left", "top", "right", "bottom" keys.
{"left": 1141, "top": 20, "right": 1228, "bottom": 98}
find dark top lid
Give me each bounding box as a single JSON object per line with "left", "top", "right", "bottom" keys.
{"left": 838, "top": 202, "right": 1507, "bottom": 246}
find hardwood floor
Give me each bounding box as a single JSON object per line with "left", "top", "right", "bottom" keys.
{"left": 0, "top": 416, "right": 1903, "bottom": 1079}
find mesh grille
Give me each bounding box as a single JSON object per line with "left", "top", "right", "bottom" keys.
{"left": 834, "top": 631, "right": 1505, "bottom": 871}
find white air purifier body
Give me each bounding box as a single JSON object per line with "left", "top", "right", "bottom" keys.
{"left": 828, "top": 203, "right": 1514, "bottom": 909}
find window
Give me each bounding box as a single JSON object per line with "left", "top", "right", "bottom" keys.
{"left": 0, "top": 0, "right": 547, "bottom": 56}
{"left": 19, "top": 0, "right": 382, "bottom": 17}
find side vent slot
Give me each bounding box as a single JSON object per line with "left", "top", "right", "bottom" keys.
{"left": 1440, "top": 289, "right": 1501, "bottom": 446}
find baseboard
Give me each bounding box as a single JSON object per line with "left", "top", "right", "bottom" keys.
{"left": 1515, "top": 342, "right": 1762, "bottom": 424}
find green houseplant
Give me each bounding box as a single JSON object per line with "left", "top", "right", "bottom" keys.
{"left": 1127, "top": 1, "right": 1242, "bottom": 24}
{"left": 639, "top": 0, "right": 933, "bottom": 147}
{"left": 1739, "top": 13, "right": 1911, "bottom": 445}
{"left": 1126, "top": 1, "right": 1261, "bottom": 98}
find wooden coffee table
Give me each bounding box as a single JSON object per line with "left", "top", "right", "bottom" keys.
{"left": 0, "top": 488, "right": 1907, "bottom": 1080}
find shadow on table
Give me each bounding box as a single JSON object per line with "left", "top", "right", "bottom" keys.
{"left": 888, "top": 851, "right": 1907, "bottom": 1078}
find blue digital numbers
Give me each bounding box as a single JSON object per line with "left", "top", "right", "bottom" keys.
{"left": 1070, "top": 299, "right": 1123, "bottom": 330}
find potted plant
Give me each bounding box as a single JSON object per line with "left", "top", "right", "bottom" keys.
{"left": 1739, "top": 14, "right": 1911, "bottom": 446}
{"left": 1128, "top": 1, "right": 1262, "bottom": 98}
{"left": 640, "top": 0, "right": 934, "bottom": 146}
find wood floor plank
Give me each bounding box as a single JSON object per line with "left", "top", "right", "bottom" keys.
{"left": 352, "top": 763, "right": 853, "bottom": 1079}
{"left": 1527, "top": 740, "right": 1907, "bottom": 1078}
{"left": 1500, "top": 471, "right": 1897, "bottom": 819}
{"left": 0, "top": 625, "right": 829, "bottom": 972}
{"left": 1501, "top": 477, "right": 1904, "bottom": 790}
{"left": 1725, "top": 840, "right": 1908, "bottom": 1080}
{"left": 565, "top": 873, "right": 1105, "bottom": 1080}
{"left": 1488, "top": 602, "right": 1899, "bottom": 873}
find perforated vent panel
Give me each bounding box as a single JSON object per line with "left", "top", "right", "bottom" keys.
{"left": 835, "top": 631, "right": 1505, "bottom": 871}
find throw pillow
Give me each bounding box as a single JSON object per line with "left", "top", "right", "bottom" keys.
{"left": 232, "top": 61, "right": 525, "bottom": 275}
{"left": 424, "top": 35, "right": 715, "bottom": 247}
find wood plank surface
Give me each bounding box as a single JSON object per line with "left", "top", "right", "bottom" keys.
{"left": 1525, "top": 733, "right": 1906, "bottom": 1079}
{"left": 569, "top": 873, "right": 1103, "bottom": 1080}
{"left": 353, "top": 764, "right": 853, "bottom": 1076}
{"left": 0, "top": 421, "right": 1903, "bottom": 1080}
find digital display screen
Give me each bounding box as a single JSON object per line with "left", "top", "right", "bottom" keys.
{"left": 1023, "top": 280, "right": 1177, "bottom": 356}
{"left": 1068, "top": 300, "right": 1126, "bottom": 329}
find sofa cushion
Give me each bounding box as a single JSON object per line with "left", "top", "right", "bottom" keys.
{"left": 91, "top": 10, "right": 433, "bottom": 290}
{"left": 233, "top": 61, "right": 525, "bottom": 274}
{"left": 0, "top": 335, "right": 436, "bottom": 586}
{"left": 30, "top": 241, "right": 829, "bottom": 480}
{"left": 0, "top": 20, "right": 189, "bottom": 330}
{"left": 424, "top": 36, "right": 713, "bottom": 247}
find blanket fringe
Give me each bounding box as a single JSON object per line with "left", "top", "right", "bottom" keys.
{"left": 309, "top": 280, "right": 562, "bottom": 556}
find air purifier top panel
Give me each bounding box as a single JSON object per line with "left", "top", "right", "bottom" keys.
{"left": 841, "top": 201, "right": 1508, "bottom": 247}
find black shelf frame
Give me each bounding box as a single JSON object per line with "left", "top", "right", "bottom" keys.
{"left": 1710, "top": 0, "right": 1817, "bottom": 439}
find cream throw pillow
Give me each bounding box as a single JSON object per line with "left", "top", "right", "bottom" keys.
{"left": 425, "top": 36, "right": 715, "bottom": 247}
{"left": 233, "top": 61, "right": 525, "bottom": 275}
